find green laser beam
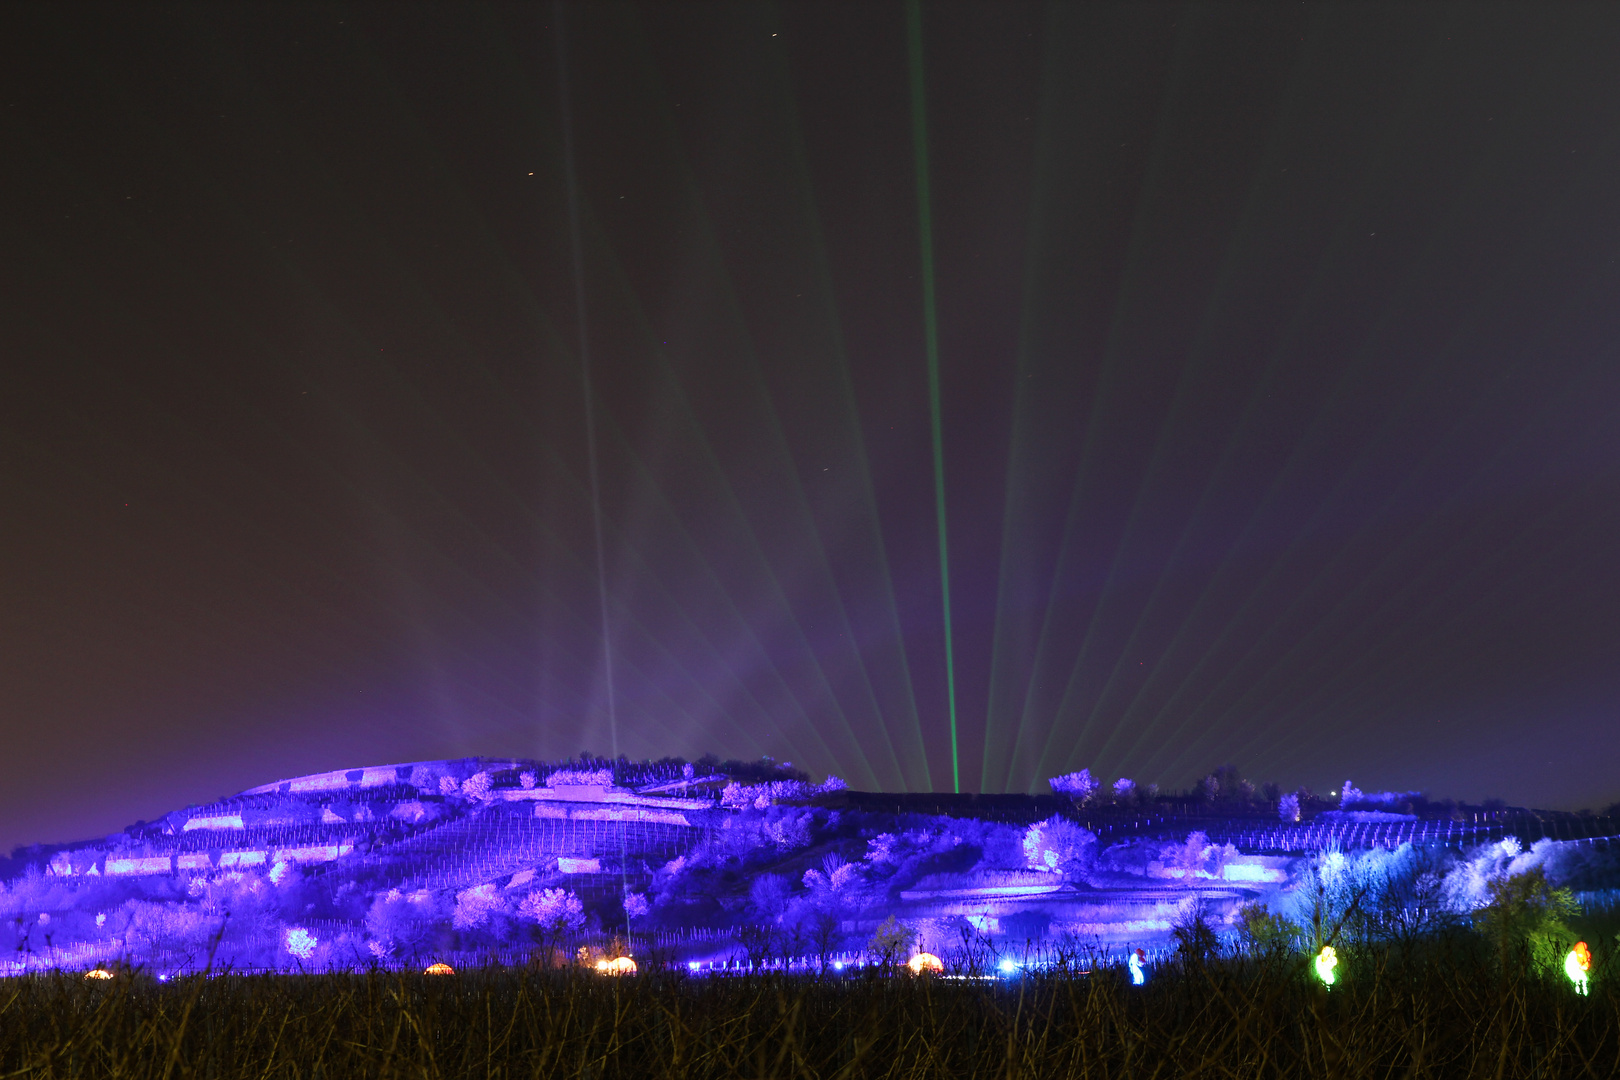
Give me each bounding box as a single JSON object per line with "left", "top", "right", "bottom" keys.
{"left": 906, "top": 0, "right": 959, "bottom": 793}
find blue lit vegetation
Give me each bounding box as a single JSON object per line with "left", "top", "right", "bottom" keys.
{"left": 3, "top": 757, "right": 1618, "bottom": 983}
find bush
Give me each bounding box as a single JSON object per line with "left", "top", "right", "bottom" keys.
{"left": 867, "top": 915, "right": 915, "bottom": 969}
{"left": 1476, "top": 867, "right": 1580, "bottom": 971}
{"left": 1236, "top": 900, "right": 1298, "bottom": 956}
{"left": 1171, "top": 899, "right": 1220, "bottom": 968}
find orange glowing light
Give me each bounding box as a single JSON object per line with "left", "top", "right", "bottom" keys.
{"left": 1575, "top": 941, "right": 1592, "bottom": 972}
{"left": 907, "top": 952, "right": 944, "bottom": 975}
{"left": 84, "top": 968, "right": 114, "bottom": 980}
{"left": 595, "top": 956, "right": 637, "bottom": 976}
{"left": 424, "top": 962, "right": 456, "bottom": 975}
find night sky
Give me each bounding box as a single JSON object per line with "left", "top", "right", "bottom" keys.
{"left": 5, "top": 3, "right": 1620, "bottom": 851}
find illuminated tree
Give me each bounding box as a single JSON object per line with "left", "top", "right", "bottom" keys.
{"left": 748, "top": 874, "right": 790, "bottom": 921}
{"left": 517, "top": 888, "right": 585, "bottom": 935}
{"left": 762, "top": 809, "right": 813, "bottom": 850}
{"left": 1279, "top": 793, "right": 1301, "bottom": 823}
{"left": 461, "top": 771, "right": 494, "bottom": 803}
{"left": 365, "top": 888, "right": 446, "bottom": 959}
{"left": 1022, "top": 817, "right": 1097, "bottom": 875}
{"left": 1167, "top": 831, "right": 1212, "bottom": 876}
{"left": 518, "top": 888, "right": 584, "bottom": 965}
{"left": 1048, "top": 770, "right": 1100, "bottom": 803}
{"left": 284, "top": 926, "right": 318, "bottom": 961}
{"left": 451, "top": 883, "right": 506, "bottom": 932}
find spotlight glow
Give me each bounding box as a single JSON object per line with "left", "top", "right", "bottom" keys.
{"left": 908, "top": 952, "right": 945, "bottom": 975}
{"left": 596, "top": 956, "right": 637, "bottom": 976}
{"left": 1314, "top": 946, "right": 1338, "bottom": 988}
{"left": 1566, "top": 942, "right": 1592, "bottom": 996}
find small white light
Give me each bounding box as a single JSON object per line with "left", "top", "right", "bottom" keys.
{"left": 999, "top": 958, "right": 1018, "bottom": 974}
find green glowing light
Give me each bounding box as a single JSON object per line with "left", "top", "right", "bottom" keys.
{"left": 907, "top": 0, "right": 959, "bottom": 794}
{"left": 1314, "top": 945, "right": 1338, "bottom": 988}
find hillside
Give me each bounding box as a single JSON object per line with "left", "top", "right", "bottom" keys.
{"left": 4, "top": 757, "right": 1618, "bottom": 974}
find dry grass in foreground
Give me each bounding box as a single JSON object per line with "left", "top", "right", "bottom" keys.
{"left": 0, "top": 948, "right": 1615, "bottom": 1078}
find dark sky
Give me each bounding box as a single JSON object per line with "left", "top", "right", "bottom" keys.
{"left": 4, "top": 2, "right": 1620, "bottom": 851}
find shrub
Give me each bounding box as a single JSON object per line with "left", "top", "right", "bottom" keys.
{"left": 1172, "top": 899, "right": 1220, "bottom": 968}
{"left": 1476, "top": 866, "right": 1580, "bottom": 971}
{"left": 545, "top": 768, "right": 614, "bottom": 788}
{"left": 1236, "top": 901, "right": 1297, "bottom": 956}
{"left": 867, "top": 915, "right": 915, "bottom": 969}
